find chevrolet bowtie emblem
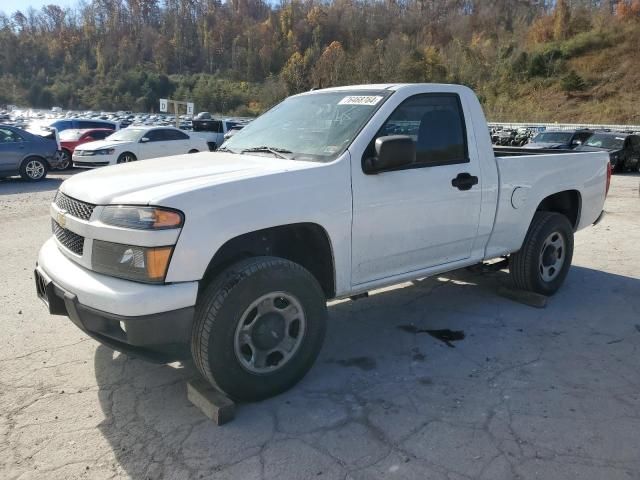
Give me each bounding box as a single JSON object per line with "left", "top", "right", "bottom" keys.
{"left": 57, "top": 210, "right": 67, "bottom": 228}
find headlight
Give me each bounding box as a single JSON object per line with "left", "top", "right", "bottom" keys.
{"left": 92, "top": 240, "right": 173, "bottom": 283}
{"left": 94, "top": 148, "right": 115, "bottom": 155}
{"left": 100, "top": 206, "right": 184, "bottom": 230}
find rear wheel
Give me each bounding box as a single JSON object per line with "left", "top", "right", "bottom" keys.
{"left": 116, "top": 152, "right": 136, "bottom": 164}
{"left": 188, "top": 149, "right": 199, "bottom": 153}
{"left": 510, "top": 212, "right": 574, "bottom": 296}
{"left": 19, "top": 157, "right": 48, "bottom": 182}
{"left": 55, "top": 149, "right": 72, "bottom": 170}
{"left": 191, "top": 256, "right": 327, "bottom": 401}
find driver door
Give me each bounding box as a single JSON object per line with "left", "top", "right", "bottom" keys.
{"left": 350, "top": 93, "right": 483, "bottom": 285}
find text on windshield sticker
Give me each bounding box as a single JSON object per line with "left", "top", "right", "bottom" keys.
{"left": 338, "top": 96, "right": 383, "bottom": 106}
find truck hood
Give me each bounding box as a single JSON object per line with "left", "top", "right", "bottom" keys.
{"left": 60, "top": 152, "right": 320, "bottom": 205}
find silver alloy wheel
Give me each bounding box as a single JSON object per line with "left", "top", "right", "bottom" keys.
{"left": 25, "top": 159, "right": 45, "bottom": 179}
{"left": 539, "top": 231, "right": 566, "bottom": 282}
{"left": 118, "top": 154, "right": 135, "bottom": 164}
{"left": 234, "top": 291, "right": 306, "bottom": 374}
{"left": 55, "top": 150, "right": 70, "bottom": 170}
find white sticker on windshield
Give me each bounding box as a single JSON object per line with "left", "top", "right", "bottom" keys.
{"left": 338, "top": 95, "right": 383, "bottom": 106}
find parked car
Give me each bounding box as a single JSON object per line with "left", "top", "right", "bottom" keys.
{"left": 191, "top": 115, "right": 243, "bottom": 151}
{"left": 495, "top": 128, "right": 517, "bottom": 146}
{"left": 57, "top": 128, "right": 114, "bottom": 170}
{"left": 44, "top": 118, "right": 119, "bottom": 133}
{"left": 0, "top": 125, "right": 61, "bottom": 181}
{"left": 36, "top": 84, "right": 608, "bottom": 401}
{"left": 223, "top": 124, "right": 246, "bottom": 141}
{"left": 575, "top": 132, "right": 640, "bottom": 172}
{"left": 523, "top": 129, "right": 593, "bottom": 150}
{"left": 72, "top": 126, "right": 209, "bottom": 168}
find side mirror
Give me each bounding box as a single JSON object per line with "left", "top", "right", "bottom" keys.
{"left": 364, "top": 135, "right": 415, "bottom": 174}
{"left": 140, "top": 137, "right": 150, "bottom": 143}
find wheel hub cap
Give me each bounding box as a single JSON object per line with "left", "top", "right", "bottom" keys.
{"left": 251, "top": 313, "right": 285, "bottom": 351}
{"left": 26, "top": 161, "right": 44, "bottom": 179}
{"left": 234, "top": 292, "right": 306, "bottom": 374}
{"left": 539, "top": 232, "right": 565, "bottom": 282}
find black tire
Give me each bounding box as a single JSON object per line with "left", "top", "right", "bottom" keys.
{"left": 19, "top": 156, "right": 48, "bottom": 182}
{"left": 510, "top": 212, "right": 574, "bottom": 296}
{"left": 188, "top": 149, "right": 199, "bottom": 153}
{"left": 191, "top": 256, "right": 327, "bottom": 401}
{"left": 116, "top": 152, "right": 137, "bottom": 164}
{"left": 55, "top": 149, "right": 72, "bottom": 170}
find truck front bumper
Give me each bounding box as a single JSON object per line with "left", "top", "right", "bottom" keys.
{"left": 35, "top": 238, "right": 198, "bottom": 361}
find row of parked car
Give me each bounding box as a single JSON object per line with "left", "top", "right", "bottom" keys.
{"left": 2, "top": 112, "right": 640, "bottom": 182}
{"left": 491, "top": 127, "right": 640, "bottom": 172}
{"left": 0, "top": 114, "right": 251, "bottom": 181}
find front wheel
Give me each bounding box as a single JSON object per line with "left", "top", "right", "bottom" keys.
{"left": 510, "top": 212, "right": 574, "bottom": 296}
{"left": 116, "top": 152, "right": 137, "bottom": 164}
{"left": 188, "top": 149, "right": 199, "bottom": 154}
{"left": 20, "top": 157, "right": 48, "bottom": 182}
{"left": 191, "top": 257, "right": 327, "bottom": 401}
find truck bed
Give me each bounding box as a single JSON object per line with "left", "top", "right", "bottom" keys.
{"left": 485, "top": 148, "right": 609, "bottom": 260}
{"left": 493, "top": 146, "right": 574, "bottom": 156}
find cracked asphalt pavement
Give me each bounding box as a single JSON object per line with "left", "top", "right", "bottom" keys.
{"left": 1, "top": 172, "right": 640, "bottom": 480}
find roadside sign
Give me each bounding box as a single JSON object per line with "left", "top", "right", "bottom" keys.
{"left": 186, "top": 102, "right": 194, "bottom": 115}
{"left": 159, "top": 98, "right": 168, "bottom": 113}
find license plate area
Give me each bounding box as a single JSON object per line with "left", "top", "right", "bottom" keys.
{"left": 34, "top": 269, "right": 69, "bottom": 316}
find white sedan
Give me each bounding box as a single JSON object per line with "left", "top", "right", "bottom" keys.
{"left": 72, "top": 126, "right": 209, "bottom": 168}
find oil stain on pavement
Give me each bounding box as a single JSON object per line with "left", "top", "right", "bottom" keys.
{"left": 397, "top": 324, "right": 466, "bottom": 348}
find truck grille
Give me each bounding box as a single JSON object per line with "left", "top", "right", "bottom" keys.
{"left": 54, "top": 192, "right": 95, "bottom": 221}
{"left": 52, "top": 220, "right": 85, "bottom": 255}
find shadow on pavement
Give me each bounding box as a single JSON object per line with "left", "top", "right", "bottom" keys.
{"left": 92, "top": 265, "right": 640, "bottom": 479}
{"left": 0, "top": 174, "right": 71, "bottom": 194}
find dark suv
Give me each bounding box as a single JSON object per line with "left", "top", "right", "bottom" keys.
{"left": 575, "top": 132, "right": 640, "bottom": 172}
{"left": 523, "top": 129, "right": 593, "bottom": 150}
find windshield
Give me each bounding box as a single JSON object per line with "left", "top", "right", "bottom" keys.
{"left": 223, "top": 90, "right": 392, "bottom": 161}
{"left": 106, "top": 129, "right": 144, "bottom": 142}
{"left": 59, "top": 129, "right": 84, "bottom": 141}
{"left": 532, "top": 132, "right": 573, "bottom": 144}
{"left": 584, "top": 134, "right": 625, "bottom": 150}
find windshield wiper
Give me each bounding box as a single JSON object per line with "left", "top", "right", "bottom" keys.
{"left": 216, "top": 146, "right": 237, "bottom": 153}
{"left": 240, "top": 146, "right": 293, "bottom": 159}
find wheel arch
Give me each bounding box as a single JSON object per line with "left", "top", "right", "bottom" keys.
{"left": 534, "top": 189, "right": 582, "bottom": 231}
{"left": 200, "top": 222, "right": 336, "bottom": 299}
{"left": 20, "top": 154, "right": 50, "bottom": 169}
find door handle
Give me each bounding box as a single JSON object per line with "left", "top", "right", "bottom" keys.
{"left": 451, "top": 173, "right": 478, "bottom": 191}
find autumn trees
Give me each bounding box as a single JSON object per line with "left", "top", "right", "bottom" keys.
{"left": 0, "top": 0, "right": 638, "bottom": 115}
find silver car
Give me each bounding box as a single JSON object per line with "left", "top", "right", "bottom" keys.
{"left": 0, "top": 125, "right": 60, "bottom": 181}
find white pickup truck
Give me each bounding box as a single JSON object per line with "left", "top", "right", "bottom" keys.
{"left": 35, "top": 84, "right": 609, "bottom": 401}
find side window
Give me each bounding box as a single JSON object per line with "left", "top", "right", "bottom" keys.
{"left": 574, "top": 132, "right": 591, "bottom": 144}
{"left": 91, "top": 131, "right": 111, "bottom": 140}
{"left": 0, "top": 128, "right": 23, "bottom": 143}
{"left": 631, "top": 136, "right": 640, "bottom": 151}
{"left": 369, "top": 94, "right": 468, "bottom": 168}
{"left": 165, "top": 129, "right": 189, "bottom": 140}
{"left": 145, "top": 129, "right": 166, "bottom": 142}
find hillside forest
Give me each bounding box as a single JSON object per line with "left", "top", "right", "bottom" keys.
{"left": 1, "top": 0, "right": 640, "bottom": 123}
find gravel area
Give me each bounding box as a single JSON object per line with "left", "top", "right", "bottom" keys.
{"left": 1, "top": 171, "right": 639, "bottom": 480}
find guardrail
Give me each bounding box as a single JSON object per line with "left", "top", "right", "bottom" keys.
{"left": 488, "top": 122, "right": 640, "bottom": 132}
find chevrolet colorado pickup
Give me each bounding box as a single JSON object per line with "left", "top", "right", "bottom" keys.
{"left": 35, "top": 84, "right": 609, "bottom": 401}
